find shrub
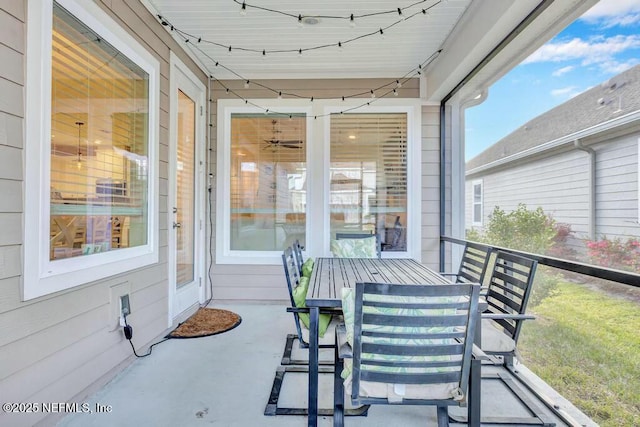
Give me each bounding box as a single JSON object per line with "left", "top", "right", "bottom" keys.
{"left": 585, "top": 236, "right": 640, "bottom": 273}
{"left": 465, "top": 203, "right": 572, "bottom": 306}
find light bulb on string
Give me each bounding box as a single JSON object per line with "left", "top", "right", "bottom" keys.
{"left": 298, "top": 48, "right": 303, "bottom": 58}
{"left": 370, "top": 90, "right": 376, "bottom": 98}
{"left": 298, "top": 15, "right": 303, "bottom": 27}
{"left": 396, "top": 80, "right": 402, "bottom": 88}
{"left": 262, "top": 49, "right": 266, "bottom": 59}
{"left": 393, "top": 89, "right": 398, "bottom": 96}
{"left": 244, "top": 80, "right": 250, "bottom": 89}
{"left": 228, "top": 46, "right": 232, "bottom": 56}
{"left": 277, "top": 91, "right": 282, "bottom": 99}
{"left": 349, "top": 14, "right": 355, "bottom": 27}
{"left": 379, "top": 28, "right": 385, "bottom": 39}
{"left": 240, "top": 2, "right": 246, "bottom": 16}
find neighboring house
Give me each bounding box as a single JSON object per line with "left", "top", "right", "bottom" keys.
{"left": 466, "top": 64, "right": 640, "bottom": 248}
{"left": 0, "top": 1, "right": 599, "bottom": 426}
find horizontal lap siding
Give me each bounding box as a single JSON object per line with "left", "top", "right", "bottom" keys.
{"left": 209, "top": 80, "right": 426, "bottom": 300}
{"left": 594, "top": 136, "right": 639, "bottom": 239}
{"left": 467, "top": 150, "right": 590, "bottom": 237}
{"left": 0, "top": 2, "right": 207, "bottom": 426}
{"left": 422, "top": 106, "right": 442, "bottom": 270}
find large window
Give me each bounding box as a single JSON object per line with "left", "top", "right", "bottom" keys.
{"left": 24, "top": 0, "right": 159, "bottom": 299}
{"left": 329, "top": 113, "right": 408, "bottom": 251}
{"left": 217, "top": 101, "right": 419, "bottom": 263}
{"left": 229, "top": 114, "right": 307, "bottom": 251}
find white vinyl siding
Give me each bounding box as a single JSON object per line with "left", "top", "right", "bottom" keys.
{"left": 465, "top": 132, "right": 640, "bottom": 250}
{"left": 594, "top": 135, "right": 639, "bottom": 238}
{"left": 466, "top": 149, "right": 590, "bottom": 251}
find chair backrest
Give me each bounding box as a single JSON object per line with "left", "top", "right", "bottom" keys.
{"left": 455, "top": 241, "right": 493, "bottom": 284}
{"left": 335, "top": 232, "right": 382, "bottom": 258}
{"left": 282, "top": 247, "right": 306, "bottom": 343}
{"left": 292, "top": 239, "right": 304, "bottom": 276}
{"left": 484, "top": 251, "right": 538, "bottom": 345}
{"left": 351, "top": 282, "right": 480, "bottom": 404}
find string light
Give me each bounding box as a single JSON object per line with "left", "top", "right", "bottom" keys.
{"left": 239, "top": 2, "right": 246, "bottom": 16}
{"left": 170, "top": 16, "right": 442, "bottom": 118}
{"left": 156, "top": 1, "right": 441, "bottom": 56}
{"left": 233, "top": 0, "right": 432, "bottom": 22}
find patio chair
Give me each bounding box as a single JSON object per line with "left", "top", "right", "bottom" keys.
{"left": 441, "top": 241, "right": 494, "bottom": 284}
{"left": 481, "top": 250, "right": 538, "bottom": 368}
{"left": 332, "top": 232, "right": 382, "bottom": 259}
{"left": 450, "top": 251, "right": 554, "bottom": 426}
{"left": 266, "top": 247, "right": 368, "bottom": 417}
{"left": 280, "top": 246, "right": 335, "bottom": 365}
{"left": 293, "top": 239, "right": 304, "bottom": 276}
{"left": 333, "top": 282, "right": 481, "bottom": 427}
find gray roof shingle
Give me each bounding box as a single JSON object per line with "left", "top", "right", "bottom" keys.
{"left": 466, "top": 64, "right": 640, "bottom": 171}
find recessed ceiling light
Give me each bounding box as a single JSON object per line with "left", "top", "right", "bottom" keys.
{"left": 348, "top": 135, "right": 356, "bottom": 140}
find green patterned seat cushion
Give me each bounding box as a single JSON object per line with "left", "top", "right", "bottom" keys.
{"left": 292, "top": 276, "right": 331, "bottom": 337}
{"left": 340, "top": 287, "right": 464, "bottom": 402}
{"left": 302, "top": 257, "right": 314, "bottom": 278}
{"left": 330, "top": 237, "right": 377, "bottom": 258}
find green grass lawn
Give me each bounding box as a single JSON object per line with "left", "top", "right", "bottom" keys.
{"left": 519, "top": 281, "right": 640, "bottom": 427}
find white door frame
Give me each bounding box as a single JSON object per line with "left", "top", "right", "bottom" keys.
{"left": 168, "top": 52, "right": 207, "bottom": 326}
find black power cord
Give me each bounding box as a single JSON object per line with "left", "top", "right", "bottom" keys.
{"left": 122, "top": 314, "right": 170, "bottom": 358}
{"left": 122, "top": 180, "right": 216, "bottom": 357}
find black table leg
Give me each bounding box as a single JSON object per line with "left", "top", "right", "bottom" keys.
{"left": 308, "top": 307, "right": 319, "bottom": 427}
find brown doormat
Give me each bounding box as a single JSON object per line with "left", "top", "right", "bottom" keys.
{"left": 168, "top": 308, "right": 242, "bottom": 339}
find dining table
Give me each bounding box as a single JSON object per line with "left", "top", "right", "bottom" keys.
{"left": 305, "top": 257, "right": 482, "bottom": 427}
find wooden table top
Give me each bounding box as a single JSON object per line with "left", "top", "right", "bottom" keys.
{"left": 307, "top": 257, "right": 450, "bottom": 307}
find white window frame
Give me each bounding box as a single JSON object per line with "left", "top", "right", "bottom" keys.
{"left": 23, "top": 0, "right": 160, "bottom": 300}
{"left": 216, "top": 98, "right": 421, "bottom": 264}
{"left": 472, "top": 179, "right": 483, "bottom": 226}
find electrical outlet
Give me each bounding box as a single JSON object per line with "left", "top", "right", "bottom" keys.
{"left": 120, "top": 294, "right": 131, "bottom": 317}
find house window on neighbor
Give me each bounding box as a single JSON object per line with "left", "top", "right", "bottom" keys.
{"left": 49, "top": 2, "right": 149, "bottom": 260}
{"left": 330, "top": 113, "right": 408, "bottom": 251}
{"left": 229, "top": 114, "right": 307, "bottom": 251}
{"left": 472, "top": 180, "right": 483, "bottom": 226}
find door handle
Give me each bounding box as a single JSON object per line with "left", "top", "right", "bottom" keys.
{"left": 173, "top": 222, "right": 182, "bottom": 229}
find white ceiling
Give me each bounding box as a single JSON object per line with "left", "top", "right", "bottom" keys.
{"left": 144, "top": 0, "right": 472, "bottom": 81}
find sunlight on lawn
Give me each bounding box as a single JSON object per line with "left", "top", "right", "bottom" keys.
{"left": 519, "top": 282, "right": 640, "bottom": 427}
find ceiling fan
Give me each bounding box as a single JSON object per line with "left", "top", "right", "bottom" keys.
{"left": 262, "top": 120, "right": 303, "bottom": 150}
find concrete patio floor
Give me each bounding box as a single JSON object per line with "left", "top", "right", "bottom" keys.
{"left": 58, "top": 302, "right": 597, "bottom": 427}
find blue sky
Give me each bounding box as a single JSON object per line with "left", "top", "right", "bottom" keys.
{"left": 465, "top": 0, "right": 640, "bottom": 161}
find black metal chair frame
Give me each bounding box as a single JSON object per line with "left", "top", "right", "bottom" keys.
{"left": 266, "top": 247, "right": 368, "bottom": 417}
{"left": 333, "top": 282, "right": 482, "bottom": 427}
{"left": 441, "top": 241, "right": 494, "bottom": 284}
{"left": 450, "top": 250, "right": 554, "bottom": 426}
{"left": 483, "top": 250, "right": 538, "bottom": 367}
{"left": 335, "top": 232, "right": 382, "bottom": 259}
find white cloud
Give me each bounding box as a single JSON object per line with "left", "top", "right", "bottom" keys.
{"left": 581, "top": 0, "right": 640, "bottom": 28}
{"left": 523, "top": 35, "right": 640, "bottom": 74}
{"left": 552, "top": 65, "right": 574, "bottom": 76}
{"left": 551, "top": 86, "right": 579, "bottom": 97}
